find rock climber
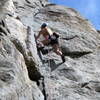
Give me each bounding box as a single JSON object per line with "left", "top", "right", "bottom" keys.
{"left": 36, "top": 23, "right": 65, "bottom": 63}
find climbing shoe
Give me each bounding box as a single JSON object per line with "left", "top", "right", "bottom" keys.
{"left": 61, "top": 54, "right": 65, "bottom": 63}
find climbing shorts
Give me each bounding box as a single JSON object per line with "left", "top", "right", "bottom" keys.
{"left": 48, "top": 35, "right": 58, "bottom": 45}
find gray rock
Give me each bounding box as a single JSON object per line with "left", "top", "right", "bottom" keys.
{"left": 0, "top": 0, "right": 100, "bottom": 100}
{"left": 0, "top": 35, "right": 44, "bottom": 100}
{"left": 31, "top": 3, "right": 100, "bottom": 100}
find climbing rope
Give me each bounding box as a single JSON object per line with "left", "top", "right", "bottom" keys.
{"left": 46, "top": 45, "right": 52, "bottom": 100}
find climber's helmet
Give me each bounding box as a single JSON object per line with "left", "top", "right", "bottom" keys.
{"left": 41, "top": 23, "right": 48, "bottom": 29}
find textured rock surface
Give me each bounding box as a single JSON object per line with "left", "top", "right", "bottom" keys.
{"left": 0, "top": 0, "right": 100, "bottom": 100}
{"left": 0, "top": 0, "right": 44, "bottom": 100}
{"left": 0, "top": 32, "right": 44, "bottom": 100}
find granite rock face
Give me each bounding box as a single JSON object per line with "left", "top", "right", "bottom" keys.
{"left": 0, "top": 25, "right": 44, "bottom": 100}
{"left": 0, "top": 0, "right": 100, "bottom": 100}
{"left": 0, "top": 0, "right": 44, "bottom": 100}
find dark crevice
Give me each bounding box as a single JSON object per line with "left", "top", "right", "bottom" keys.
{"left": 47, "top": 11, "right": 62, "bottom": 16}
{"left": 11, "top": 39, "right": 25, "bottom": 56}
{"left": 25, "top": 0, "right": 31, "bottom": 4}
{"left": 97, "top": 30, "right": 100, "bottom": 34}
{"left": 12, "top": 38, "right": 46, "bottom": 98}
{"left": 38, "top": 78, "right": 47, "bottom": 100}
{"left": 89, "top": 81, "right": 100, "bottom": 93}
{"left": 95, "top": 87, "right": 100, "bottom": 93}
{"left": 17, "top": 6, "right": 25, "bottom": 9}
{"left": 0, "top": 32, "right": 4, "bottom": 36}
{"left": 39, "top": 0, "right": 44, "bottom": 7}
{"left": 25, "top": 3, "right": 36, "bottom": 8}
{"left": 81, "top": 81, "right": 100, "bottom": 93}
{"left": 44, "top": 3, "right": 57, "bottom": 7}
{"left": 26, "top": 26, "right": 43, "bottom": 81}
{"left": 32, "top": 30, "right": 47, "bottom": 99}
{"left": 0, "top": 20, "right": 5, "bottom": 27}
{"left": 16, "top": 16, "right": 21, "bottom": 21}
{"left": 0, "top": 26, "right": 7, "bottom": 35}
{"left": 0, "top": 20, "right": 10, "bottom": 35}
{"left": 81, "top": 82, "right": 89, "bottom": 88}
{"left": 7, "top": 28, "right": 10, "bottom": 33}
{"left": 62, "top": 51, "right": 92, "bottom": 58}
{"left": 11, "top": 38, "right": 42, "bottom": 81}
{"left": 34, "top": 11, "right": 40, "bottom": 17}
{"left": 34, "top": 2, "right": 40, "bottom": 7}
{"left": 42, "top": 79, "right": 47, "bottom": 100}
{"left": 11, "top": 27, "right": 47, "bottom": 99}
{"left": 0, "top": 73, "right": 14, "bottom": 83}
{"left": 6, "top": 13, "right": 13, "bottom": 17}
{"left": 61, "top": 35, "right": 78, "bottom": 40}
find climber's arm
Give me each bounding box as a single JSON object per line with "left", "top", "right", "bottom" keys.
{"left": 36, "top": 30, "right": 42, "bottom": 40}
